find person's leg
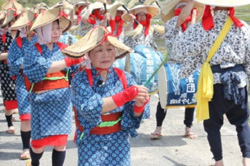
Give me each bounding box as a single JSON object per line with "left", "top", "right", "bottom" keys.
{"left": 5, "top": 109, "right": 15, "bottom": 134}
{"left": 204, "top": 85, "right": 229, "bottom": 166}
{"left": 30, "top": 146, "right": 44, "bottom": 166}
{"left": 20, "top": 120, "right": 31, "bottom": 160}
{"left": 151, "top": 101, "right": 167, "bottom": 139}
{"left": 226, "top": 87, "right": 250, "bottom": 166}
{"left": 52, "top": 146, "right": 66, "bottom": 166}
{"left": 184, "top": 107, "right": 197, "bottom": 139}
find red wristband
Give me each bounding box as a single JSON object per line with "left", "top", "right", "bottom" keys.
{"left": 133, "top": 98, "right": 150, "bottom": 114}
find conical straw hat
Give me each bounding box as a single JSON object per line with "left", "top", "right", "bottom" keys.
{"left": 2, "top": 0, "right": 22, "bottom": 10}
{"left": 30, "top": 7, "right": 72, "bottom": 33}
{"left": 194, "top": 0, "right": 250, "bottom": 7}
{"left": 11, "top": 9, "right": 36, "bottom": 31}
{"left": 122, "top": 4, "right": 159, "bottom": 22}
{"left": 62, "top": 26, "right": 133, "bottom": 58}
{"left": 52, "top": 0, "right": 74, "bottom": 18}
{"left": 160, "top": 0, "right": 204, "bottom": 23}
{"left": 0, "top": 11, "right": 6, "bottom": 21}
{"left": 1, "top": 8, "right": 18, "bottom": 27}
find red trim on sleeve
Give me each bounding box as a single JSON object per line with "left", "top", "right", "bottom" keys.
{"left": 19, "top": 114, "right": 31, "bottom": 121}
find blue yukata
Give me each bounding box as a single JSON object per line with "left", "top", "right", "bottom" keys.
{"left": 71, "top": 66, "right": 150, "bottom": 166}
{"left": 8, "top": 37, "right": 31, "bottom": 120}
{"left": 23, "top": 37, "right": 74, "bottom": 147}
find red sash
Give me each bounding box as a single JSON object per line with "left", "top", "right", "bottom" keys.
{"left": 74, "top": 68, "right": 127, "bottom": 135}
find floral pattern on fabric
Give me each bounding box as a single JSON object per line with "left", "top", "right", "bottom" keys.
{"left": 171, "top": 10, "right": 250, "bottom": 88}
{"left": 0, "top": 32, "right": 17, "bottom": 102}
{"left": 72, "top": 66, "right": 150, "bottom": 166}
{"left": 123, "top": 26, "right": 159, "bottom": 50}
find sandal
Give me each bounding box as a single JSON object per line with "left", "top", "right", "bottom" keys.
{"left": 150, "top": 133, "right": 162, "bottom": 140}
{"left": 26, "top": 159, "right": 31, "bottom": 166}
{"left": 184, "top": 132, "right": 198, "bottom": 139}
{"left": 20, "top": 150, "right": 30, "bottom": 160}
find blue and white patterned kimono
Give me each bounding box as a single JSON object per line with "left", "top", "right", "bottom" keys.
{"left": 8, "top": 37, "right": 31, "bottom": 119}
{"left": 72, "top": 66, "right": 150, "bottom": 166}
{"left": 23, "top": 38, "right": 73, "bottom": 142}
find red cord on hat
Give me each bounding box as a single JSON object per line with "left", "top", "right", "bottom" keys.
{"left": 76, "top": 6, "right": 83, "bottom": 24}
{"left": 229, "top": 7, "right": 243, "bottom": 28}
{"left": 109, "top": 16, "right": 124, "bottom": 37}
{"left": 87, "top": 14, "right": 96, "bottom": 25}
{"left": 133, "top": 14, "right": 152, "bottom": 36}
{"left": 202, "top": 5, "right": 243, "bottom": 31}
{"left": 94, "top": 9, "right": 104, "bottom": 21}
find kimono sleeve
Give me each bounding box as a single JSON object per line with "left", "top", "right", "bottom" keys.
{"left": 171, "top": 23, "right": 204, "bottom": 63}
{"left": 71, "top": 71, "right": 103, "bottom": 126}
{"left": 23, "top": 41, "right": 51, "bottom": 83}
{"left": 121, "top": 72, "right": 150, "bottom": 137}
{"left": 7, "top": 38, "right": 23, "bottom": 77}
{"left": 165, "top": 16, "right": 181, "bottom": 52}
{"left": 243, "top": 24, "right": 250, "bottom": 77}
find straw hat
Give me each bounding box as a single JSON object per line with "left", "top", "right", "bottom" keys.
{"left": 10, "top": 9, "right": 36, "bottom": 31}
{"left": 80, "top": 2, "right": 104, "bottom": 20}
{"left": 122, "top": 4, "right": 159, "bottom": 22}
{"left": 194, "top": 0, "right": 250, "bottom": 7}
{"left": 52, "top": 0, "right": 74, "bottom": 18}
{"left": 0, "top": 11, "right": 6, "bottom": 21}
{"left": 160, "top": 0, "right": 204, "bottom": 23}
{"left": 106, "top": 1, "right": 125, "bottom": 18}
{"left": 30, "top": 7, "right": 72, "bottom": 34}
{"left": 1, "top": 8, "right": 19, "bottom": 27}
{"left": 2, "top": 0, "right": 22, "bottom": 10}
{"left": 62, "top": 26, "right": 133, "bottom": 58}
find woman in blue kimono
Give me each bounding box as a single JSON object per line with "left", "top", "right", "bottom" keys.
{"left": 62, "top": 26, "right": 150, "bottom": 166}
{"left": 8, "top": 9, "right": 37, "bottom": 160}
{"left": 23, "top": 8, "right": 82, "bottom": 166}
{"left": 0, "top": 8, "right": 19, "bottom": 134}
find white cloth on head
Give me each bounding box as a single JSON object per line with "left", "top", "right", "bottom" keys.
{"left": 84, "top": 53, "right": 92, "bottom": 69}
{"left": 19, "top": 27, "right": 27, "bottom": 38}
{"left": 36, "top": 23, "right": 52, "bottom": 44}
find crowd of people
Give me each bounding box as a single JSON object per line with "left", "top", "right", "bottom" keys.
{"left": 0, "top": 0, "right": 250, "bottom": 166}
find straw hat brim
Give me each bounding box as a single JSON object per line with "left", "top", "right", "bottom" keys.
{"left": 160, "top": 0, "right": 205, "bottom": 23}
{"left": 122, "top": 5, "right": 159, "bottom": 22}
{"left": 2, "top": 1, "right": 22, "bottom": 10}
{"left": 30, "top": 8, "right": 72, "bottom": 33}
{"left": 194, "top": 0, "right": 250, "bottom": 7}
{"left": 1, "top": 10, "right": 17, "bottom": 27}
{"left": 11, "top": 10, "right": 35, "bottom": 30}
{"left": 89, "top": 2, "right": 104, "bottom": 11}
{"left": 62, "top": 27, "right": 133, "bottom": 58}
{"left": 0, "top": 12, "right": 5, "bottom": 21}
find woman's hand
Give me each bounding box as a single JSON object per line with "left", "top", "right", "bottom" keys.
{"left": 127, "top": 13, "right": 136, "bottom": 22}
{"left": 134, "top": 85, "right": 149, "bottom": 107}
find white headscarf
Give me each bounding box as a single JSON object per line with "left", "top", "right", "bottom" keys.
{"left": 19, "top": 27, "right": 27, "bottom": 38}
{"left": 36, "top": 22, "right": 52, "bottom": 44}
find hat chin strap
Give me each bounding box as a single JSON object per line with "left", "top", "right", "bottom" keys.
{"left": 202, "top": 5, "right": 243, "bottom": 31}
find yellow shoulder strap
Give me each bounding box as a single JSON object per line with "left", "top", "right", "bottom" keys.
{"left": 196, "top": 17, "right": 234, "bottom": 122}
{"left": 206, "top": 17, "right": 234, "bottom": 62}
